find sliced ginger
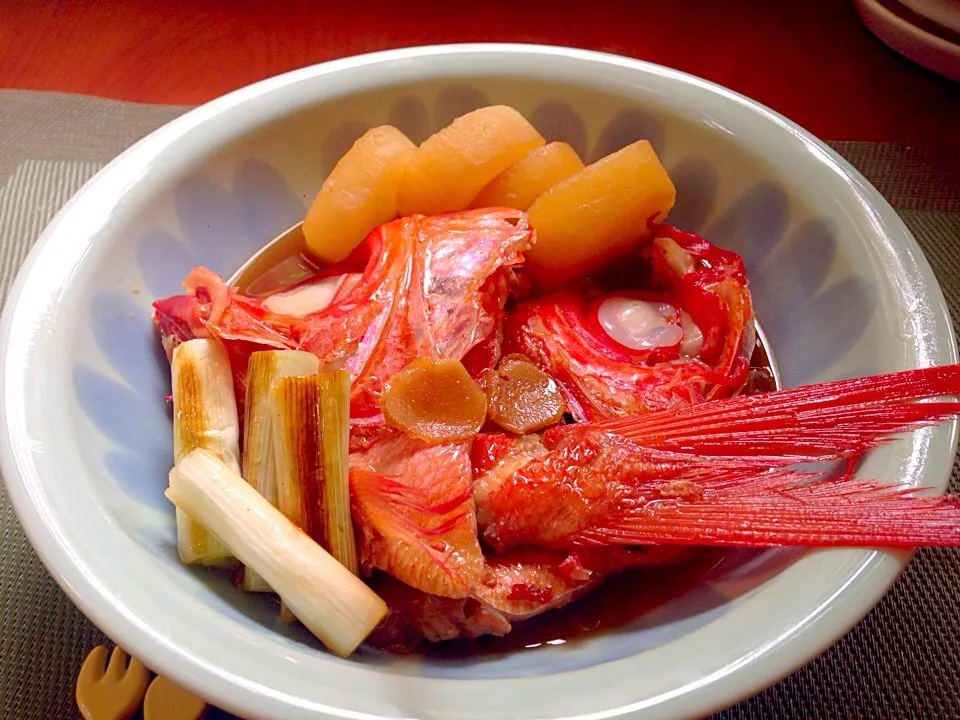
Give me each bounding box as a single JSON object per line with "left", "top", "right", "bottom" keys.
{"left": 303, "top": 125, "right": 416, "bottom": 264}
{"left": 380, "top": 358, "right": 488, "bottom": 443}
{"left": 471, "top": 141, "right": 585, "bottom": 211}
{"left": 484, "top": 354, "right": 565, "bottom": 434}
{"left": 525, "top": 139, "right": 676, "bottom": 291}
{"left": 396, "top": 105, "right": 545, "bottom": 217}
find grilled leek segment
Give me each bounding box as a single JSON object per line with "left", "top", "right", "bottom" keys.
{"left": 272, "top": 369, "right": 359, "bottom": 620}
{"left": 272, "top": 369, "right": 358, "bottom": 573}
{"left": 168, "top": 449, "right": 387, "bottom": 657}
{"left": 315, "top": 369, "right": 356, "bottom": 573}
{"left": 170, "top": 338, "right": 238, "bottom": 565}
{"left": 240, "top": 349, "right": 319, "bottom": 591}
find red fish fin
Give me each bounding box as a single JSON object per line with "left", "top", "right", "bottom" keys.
{"left": 575, "top": 467, "right": 960, "bottom": 548}
{"left": 599, "top": 365, "right": 960, "bottom": 461}
{"left": 349, "top": 469, "right": 476, "bottom": 590}
{"left": 350, "top": 470, "right": 471, "bottom": 536}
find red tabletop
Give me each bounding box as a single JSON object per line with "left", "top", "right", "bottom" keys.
{"left": 2, "top": 0, "right": 958, "bottom": 145}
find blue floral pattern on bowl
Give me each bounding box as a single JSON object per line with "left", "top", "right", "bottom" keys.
{"left": 71, "top": 86, "right": 877, "bottom": 679}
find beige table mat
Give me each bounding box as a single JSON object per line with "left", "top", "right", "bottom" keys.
{"left": 1, "top": 89, "right": 959, "bottom": 720}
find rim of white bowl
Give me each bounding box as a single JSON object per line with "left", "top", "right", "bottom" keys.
{"left": 1, "top": 43, "right": 957, "bottom": 720}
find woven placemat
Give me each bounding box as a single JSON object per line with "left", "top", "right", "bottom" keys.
{"left": 0, "top": 90, "right": 958, "bottom": 720}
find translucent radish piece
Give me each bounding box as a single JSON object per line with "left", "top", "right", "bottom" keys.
{"left": 397, "top": 106, "right": 545, "bottom": 216}
{"left": 303, "top": 125, "right": 416, "bottom": 264}
{"left": 471, "top": 141, "right": 584, "bottom": 211}
{"left": 525, "top": 140, "right": 676, "bottom": 291}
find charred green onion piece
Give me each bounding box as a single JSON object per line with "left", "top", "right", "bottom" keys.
{"left": 240, "top": 350, "right": 320, "bottom": 591}
{"left": 168, "top": 449, "right": 388, "bottom": 657}
{"left": 170, "top": 338, "right": 238, "bottom": 565}
{"left": 272, "top": 369, "right": 360, "bottom": 619}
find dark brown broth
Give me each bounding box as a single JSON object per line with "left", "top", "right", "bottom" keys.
{"left": 419, "top": 549, "right": 728, "bottom": 659}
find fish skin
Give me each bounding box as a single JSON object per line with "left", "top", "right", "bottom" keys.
{"left": 350, "top": 433, "right": 486, "bottom": 599}
{"left": 502, "top": 224, "right": 754, "bottom": 421}
{"left": 474, "top": 365, "right": 960, "bottom": 551}
{"left": 151, "top": 208, "right": 534, "bottom": 430}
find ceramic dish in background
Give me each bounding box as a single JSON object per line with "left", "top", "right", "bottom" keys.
{"left": 854, "top": 0, "right": 960, "bottom": 81}
{"left": 899, "top": 0, "right": 960, "bottom": 34}
{"left": 1, "top": 45, "right": 957, "bottom": 720}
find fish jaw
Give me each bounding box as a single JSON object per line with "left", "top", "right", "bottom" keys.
{"left": 152, "top": 293, "right": 206, "bottom": 361}
{"left": 647, "top": 224, "right": 755, "bottom": 373}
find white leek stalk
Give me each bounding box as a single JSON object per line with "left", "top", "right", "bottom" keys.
{"left": 272, "top": 369, "right": 359, "bottom": 620}
{"left": 240, "top": 350, "right": 319, "bottom": 591}
{"left": 168, "top": 448, "right": 388, "bottom": 657}
{"left": 171, "top": 338, "right": 238, "bottom": 565}
{"left": 316, "top": 369, "right": 357, "bottom": 574}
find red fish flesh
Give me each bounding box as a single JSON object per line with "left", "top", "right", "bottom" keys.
{"left": 151, "top": 208, "right": 960, "bottom": 650}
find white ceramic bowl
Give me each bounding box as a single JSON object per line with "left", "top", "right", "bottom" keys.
{"left": 1, "top": 45, "right": 957, "bottom": 720}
